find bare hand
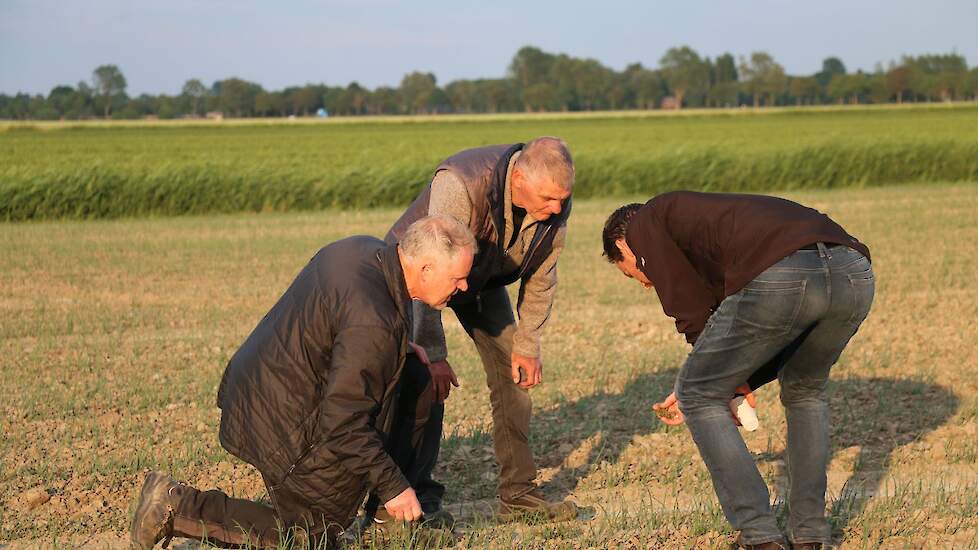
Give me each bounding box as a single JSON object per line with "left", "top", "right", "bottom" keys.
{"left": 728, "top": 383, "right": 756, "bottom": 426}
{"left": 428, "top": 360, "right": 460, "bottom": 403}
{"left": 652, "top": 392, "right": 685, "bottom": 426}
{"left": 384, "top": 487, "right": 422, "bottom": 522}
{"left": 511, "top": 353, "right": 542, "bottom": 389}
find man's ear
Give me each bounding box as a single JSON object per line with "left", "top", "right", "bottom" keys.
{"left": 511, "top": 166, "right": 525, "bottom": 189}
{"left": 615, "top": 238, "right": 630, "bottom": 258}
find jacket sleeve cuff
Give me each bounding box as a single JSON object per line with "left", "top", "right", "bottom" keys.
{"left": 375, "top": 470, "right": 411, "bottom": 505}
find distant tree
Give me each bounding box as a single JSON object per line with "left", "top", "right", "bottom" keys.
{"left": 708, "top": 53, "right": 739, "bottom": 107}
{"left": 445, "top": 80, "right": 476, "bottom": 113}
{"left": 181, "top": 79, "right": 208, "bottom": 116}
{"left": 254, "top": 91, "right": 276, "bottom": 116}
{"left": 47, "top": 85, "right": 75, "bottom": 118}
{"left": 478, "top": 79, "right": 514, "bottom": 113}
{"left": 606, "top": 71, "right": 628, "bottom": 110}
{"left": 521, "top": 82, "right": 557, "bottom": 111}
{"left": 218, "top": 77, "right": 261, "bottom": 117}
{"left": 815, "top": 57, "right": 847, "bottom": 88}
{"left": 70, "top": 81, "right": 95, "bottom": 118}
{"left": 29, "top": 94, "right": 58, "bottom": 120}
{"left": 622, "top": 63, "right": 664, "bottom": 110}
{"left": 659, "top": 46, "right": 709, "bottom": 109}
{"left": 342, "top": 82, "right": 368, "bottom": 115}
{"left": 828, "top": 73, "right": 870, "bottom": 104}
{"left": 509, "top": 46, "right": 555, "bottom": 110}
{"left": 92, "top": 64, "right": 127, "bottom": 118}
{"left": 788, "top": 76, "right": 820, "bottom": 105}
{"left": 368, "top": 86, "right": 400, "bottom": 114}
{"left": 292, "top": 86, "right": 318, "bottom": 115}
{"left": 548, "top": 55, "right": 580, "bottom": 111}
{"left": 966, "top": 68, "right": 978, "bottom": 101}
{"left": 867, "top": 72, "right": 890, "bottom": 103}
{"left": 907, "top": 53, "right": 968, "bottom": 101}
{"left": 6, "top": 93, "right": 31, "bottom": 119}
{"left": 574, "top": 58, "right": 614, "bottom": 110}
{"left": 740, "top": 52, "right": 786, "bottom": 107}
{"left": 885, "top": 64, "right": 912, "bottom": 103}
{"left": 400, "top": 72, "right": 438, "bottom": 114}
{"left": 157, "top": 96, "right": 178, "bottom": 119}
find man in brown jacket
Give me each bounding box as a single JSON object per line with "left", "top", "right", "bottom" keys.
{"left": 365, "top": 137, "right": 577, "bottom": 526}
{"left": 129, "top": 215, "right": 476, "bottom": 549}
{"left": 603, "top": 191, "right": 874, "bottom": 550}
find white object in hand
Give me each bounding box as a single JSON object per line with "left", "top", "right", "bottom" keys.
{"left": 732, "top": 395, "right": 759, "bottom": 431}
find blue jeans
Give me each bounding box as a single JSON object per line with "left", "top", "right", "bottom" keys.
{"left": 676, "top": 244, "right": 875, "bottom": 545}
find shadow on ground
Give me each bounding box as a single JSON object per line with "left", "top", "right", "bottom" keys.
{"left": 440, "top": 372, "right": 958, "bottom": 534}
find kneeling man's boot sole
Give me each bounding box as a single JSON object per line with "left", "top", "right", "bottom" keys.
{"left": 130, "top": 471, "right": 180, "bottom": 549}
{"left": 497, "top": 490, "right": 578, "bottom": 524}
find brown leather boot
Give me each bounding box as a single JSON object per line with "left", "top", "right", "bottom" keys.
{"left": 129, "top": 471, "right": 183, "bottom": 549}
{"left": 497, "top": 489, "right": 578, "bottom": 523}
{"left": 732, "top": 533, "right": 789, "bottom": 549}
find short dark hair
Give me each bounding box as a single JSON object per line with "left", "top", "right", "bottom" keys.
{"left": 602, "top": 203, "right": 643, "bottom": 263}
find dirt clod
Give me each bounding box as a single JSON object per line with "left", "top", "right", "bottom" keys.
{"left": 22, "top": 487, "right": 50, "bottom": 509}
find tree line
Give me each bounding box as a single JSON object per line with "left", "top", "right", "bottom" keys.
{"left": 3, "top": 46, "right": 977, "bottom": 120}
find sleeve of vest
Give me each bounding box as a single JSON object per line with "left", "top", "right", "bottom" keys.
{"left": 513, "top": 224, "right": 566, "bottom": 358}
{"left": 415, "top": 170, "right": 473, "bottom": 362}
{"left": 428, "top": 170, "right": 473, "bottom": 227}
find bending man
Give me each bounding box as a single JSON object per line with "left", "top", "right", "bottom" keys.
{"left": 602, "top": 191, "right": 874, "bottom": 550}
{"left": 130, "top": 215, "right": 476, "bottom": 549}
{"left": 366, "top": 137, "right": 577, "bottom": 525}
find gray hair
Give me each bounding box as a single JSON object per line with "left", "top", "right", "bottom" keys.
{"left": 400, "top": 214, "right": 477, "bottom": 261}
{"left": 515, "top": 136, "right": 575, "bottom": 191}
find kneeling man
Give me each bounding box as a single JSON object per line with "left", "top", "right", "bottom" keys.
{"left": 130, "top": 215, "right": 476, "bottom": 549}
{"left": 602, "top": 192, "right": 874, "bottom": 550}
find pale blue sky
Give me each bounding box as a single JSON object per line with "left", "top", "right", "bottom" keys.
{"left": 2, "top": 0, "right": 976, "bottom": 96}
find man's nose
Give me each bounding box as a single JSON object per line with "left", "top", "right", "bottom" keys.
{"left": 457, "top": 279, "right": 468, "bottom": 292}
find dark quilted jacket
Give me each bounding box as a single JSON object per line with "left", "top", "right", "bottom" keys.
{"left": 216, "top": 236, "right": 411, "bottom": 527}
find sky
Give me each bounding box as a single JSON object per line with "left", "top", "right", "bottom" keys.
{"left": 2, "top": 0, "right": 976, "bottom": 96}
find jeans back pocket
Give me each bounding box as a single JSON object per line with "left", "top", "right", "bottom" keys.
{"left": 728, "top": 279, "right": 807, "bottom": 340}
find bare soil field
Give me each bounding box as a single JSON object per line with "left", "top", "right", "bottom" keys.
{"left": 1, "top": 184, "right": 977, "bottom": 548}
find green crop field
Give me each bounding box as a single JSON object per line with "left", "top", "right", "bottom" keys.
{"left": 2, "top": 105, "right": 978, "bottom": 220}
{"left": 2, "top": 181, "right": 977, "bottom": 548}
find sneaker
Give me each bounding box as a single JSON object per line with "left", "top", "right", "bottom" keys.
{"left": 129, "top": 471, "right": 182, "bottom": 549}
{"left": 497, "top": 489, "right": 577, "bottom": 523}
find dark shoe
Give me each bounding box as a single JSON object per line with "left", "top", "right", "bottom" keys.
{"left": 130, "top": 471, "right": 182, "bottom": 549}
{"left": 792, "top": 543, "right": 823, "bottom": 550}
{"left": 732, "top": 533, "right": 789, "bottom": 550}
{"left": 497, "top": 489, "right": 577, "bottom": 523}
{"left": 336, "top": 516, "right": 371, "bottom": 548}
{"left": 420, "top": 508, "right": 455, "bottom": 530}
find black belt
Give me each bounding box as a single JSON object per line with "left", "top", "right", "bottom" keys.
{"left": 800, "top": 242, "right": 843, "bottom": 250}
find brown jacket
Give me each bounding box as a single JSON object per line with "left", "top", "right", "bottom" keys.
{"left": 217, "top": 237, "right": 411, "bottom": 527}
{"left": 626, "top": 191, "right": 871, "bottom": 344}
